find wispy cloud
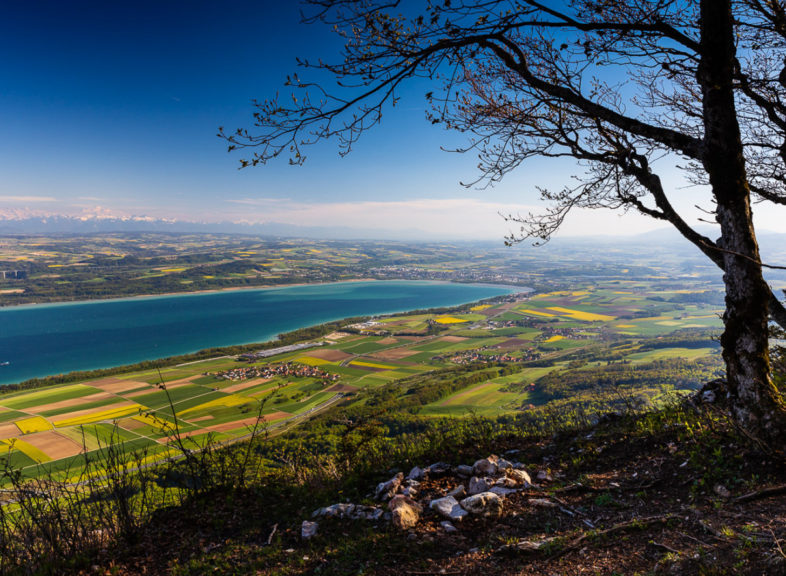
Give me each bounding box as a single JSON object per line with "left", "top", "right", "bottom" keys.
{"left": 218, "top": 197, "right": 543, "bottom": 238}
{"left": 217, "top": 196, "right": 670, "bottom": 239}
{"left": 227, "top": 198, "right": 293, "bottom": 206}
{"left": 0, "top": 195, "right": 57, "bottom": 203}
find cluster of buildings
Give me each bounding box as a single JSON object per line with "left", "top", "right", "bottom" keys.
{"left": 367, "top": 266, "right": 526, "bottom": 286}
{"left": 540, "top": 327, "right": 593, "bottom": 340}
{"left": 214, "top": 362, "right": 340, "bottom": 384}
{"left": 436, "top": 347, "right": 541, "bottom": 365}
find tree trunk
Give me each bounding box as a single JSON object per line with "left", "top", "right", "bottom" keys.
{"left": 698, "top": 0, "right": 786, "bottom": 444}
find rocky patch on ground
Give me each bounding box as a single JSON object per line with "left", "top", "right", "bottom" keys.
{"left": 303, "top": 453, "right": 540, "bottom": 538}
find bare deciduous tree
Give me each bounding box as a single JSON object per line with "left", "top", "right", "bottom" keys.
{"left": 221, "top": 0, "right": 786, "bottom": 444}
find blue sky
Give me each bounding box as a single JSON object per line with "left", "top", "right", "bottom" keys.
{"left": 1, "top": 1, "right": 783, "bottom": 239}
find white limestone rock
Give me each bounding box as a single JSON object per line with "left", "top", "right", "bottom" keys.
{"left": 460, "top": 492, "right": 503, "bottom": 517}
{"left": 301, "top": 520, "right": 318, "bottom": 540}
{"left": 430, "top": 495, "right": 469, "bottom": 521}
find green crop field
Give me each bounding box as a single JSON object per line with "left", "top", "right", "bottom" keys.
{"left": 0, "top": 279, "right": 726, "bottom": 482}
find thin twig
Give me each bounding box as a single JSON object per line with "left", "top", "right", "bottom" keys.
{"left": 733, "top": 484, "right": 786, "bottom": 504}
{"left": 650, "top": 541, "right": 682, "bottom": 554}
{"left": 266, "top": 523, "right": 278, "bottom": 545}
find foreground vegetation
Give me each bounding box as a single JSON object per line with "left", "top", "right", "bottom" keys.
{"left": 3, "top": 380, "right": 786, "bottom": 575}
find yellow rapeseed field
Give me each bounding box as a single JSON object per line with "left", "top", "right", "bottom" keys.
{"left": 470, "top": 304, "right": 492, "bottom": 311}
{"left": 178, "top": 395, "right": 249, "bottom": 415}
{"left": 350, "top": 360, "right": 397, "bottom": 370}
{"left": 296, "top": 356, "right": 331, "bottom": 366}
{"left": 3, "top": 438, "right": 50, "bottom": 463}
{"left": 54, "top": 405, "right": 141, "bottom": 428}
{"left": 15, "top": 416, "right": 52, "bottom": 435}
{"left": 543, "top": 335, "right": 564, "bottom": 343}
{"left": 434, "top": 316, "right": 468, "bottom": 324}
{"left": 132, "top": 413, "right": 166, "bottom": 428}
{"left": 547, "top": 307, "right": 616, "bottom": 322}
{"left": 518, "top": 309, "right": 556, "bottom": 317}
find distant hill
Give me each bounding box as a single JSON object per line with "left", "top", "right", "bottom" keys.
{"left": 0, "top": 215, "right": 433, "bottom": 241}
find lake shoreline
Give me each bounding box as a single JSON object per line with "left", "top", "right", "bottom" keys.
{"left": 0, "top": 281, "right": 520, "bottom": 386}
{"left": 0, "top": 277, "right": 525, "bottom": 311}
{"left": 0, "top": 277, "right": 379, "bottom": 310}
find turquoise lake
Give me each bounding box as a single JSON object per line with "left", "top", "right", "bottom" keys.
{"left": 0, "top": 281, "right": 516, "bottom": 385}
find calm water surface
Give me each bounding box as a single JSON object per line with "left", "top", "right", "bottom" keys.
{"left": 0, "top": 281, "right": 516, "bottom": 385}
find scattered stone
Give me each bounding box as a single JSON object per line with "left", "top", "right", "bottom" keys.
{"left": 468, "top": 476, "right": 494, "bottom": 495}
{"left": 489, "top": 486, "right": 518, "bottom": 497}
{"left": 714, "top": 484, "right": 731, "bottom": 499}
{"left": 702, "top": 389, "right": 716, "bottom": 403}
{"left": 497, "top": 458, "right": 513, "bottom": 471}
{"left": 430, "top": 495, "right": 469, "bottom": 521}
{"left": 473, "top": 455, "right": 499, "bottom": 476}
{"left": 375, "top": 472, "right": 404, "bottom": 500}
{"left": 440, "top": 521, "right": 458, "bottom": 533}
{"left": 528, "top": 498, "right": 558, "bottom": 508}
{"left": 407, "top": 466, "right": 424, "bottom": 481}
{"left": 428, "top": 462, "right": 452, "bottom": 477}
{"left": 301, "top": 520, "right": 318, "bottom": 540}
{"left": 401, "top": 479, "right": 420, "bottom": 497}
{"left": 455, "top": 464, "right": 474, "bottom": 478}
{"left": 312, "top": 503, "right": 382, "bottom": 520}
{"left": 460, "top": 492, "right": 503, "bottom": 517}
{"left": 356, "top": 505, "right": 384, "bottom": 521}
{"left": 495, "top": 476, "right": 518, "bottom": 488}
{"left": 389, "top": 495, "right": 422, "bottom": 530}
{"left": 536, "top": 470, "right": 553, "bottom": 482}
{"left": 500, "top": 537, "right": 559, "bottom": 553}
{"left": 313, "top": 503, "right": 354, "bottom": 518}
{"left": 401, "top": 485, "right": 419, "bottom": 497}
{"left": 507, "top": 469, "right": 532, "bottom": 487}
{"left": 448, "top": 484, "right": 466, "bottom": 499}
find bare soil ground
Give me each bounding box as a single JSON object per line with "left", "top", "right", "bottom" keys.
{"left": 89, "top": 378, "right": 151, "bottom": 394}
{"left": 21, "top": 430, "right": 83, "bottom": 460}
{"left": 116, "top": 417, "right": 147, "bottom": 431}
{"left": 437, "top": 335, "right": 468, "bottom": 343}
{"left": 307, "top": 349, "right": 353, "bottom": 362}
{"left": 25, "top": 392, "right": 113, "bottom": 414}
{"left": 160, "top": 377, "right": 197, "bottom": 389}
{"left": 202, "top": 412, "right": 291, "bottom": 434}
{"left": 0, "top": 422, "right": 21, "bottom": 440}
{"left": 324, "top": 332, "right": 352, "bottom": 341}
{"left": 371, "top": 348, "right": 419, "bottom": 360}
{"left": 325, "top": 383, "right": 358, "bottom": 393}
{"left": 188, "top": 415, "right": 215, "bottom": 423}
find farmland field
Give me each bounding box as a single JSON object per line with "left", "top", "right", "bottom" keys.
{"left": 0, "top": 277, "right": 725, "bottom": 481}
